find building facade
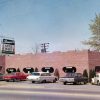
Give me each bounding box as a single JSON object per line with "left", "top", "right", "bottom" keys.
{"left": 0, "top": 50, "right": 100, "bottom": 76}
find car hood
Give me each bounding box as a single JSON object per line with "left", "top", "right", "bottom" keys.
{"left": 27, "top": 75, "right": 40, "bottom": 79}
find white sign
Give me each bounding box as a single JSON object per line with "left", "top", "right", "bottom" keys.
{"left": 2, "top": 39, "right": 15, "bottom": 54}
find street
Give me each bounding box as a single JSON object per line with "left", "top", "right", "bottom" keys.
{"left": 0, "top": 81, "right": 100, "bottom": 100}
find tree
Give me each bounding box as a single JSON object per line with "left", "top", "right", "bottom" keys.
{"left": 83, "top": 69, "right": 88, "bottom": 78}
{"left": 83, "top": 14, "right": 100, "bottom": 51}
{"left": 32, "top": 43, "right": 40, "bottom": 54}
{"left": 89, "top": 69, "right": 96, "bottom": 82}
{"left": 54, "top": 68, "right": 60, "bottom": 79}
{"left": 91, "top": 69, "right": 96, "bottom": 78}
{"left": 89, "top": 69, "right": 92, "bottom": 82}
{"left": 16, "top": 68, "right": 20, "bottom": 72}
{"left": 34, "top": 67, "right": 39, "bottom": 72}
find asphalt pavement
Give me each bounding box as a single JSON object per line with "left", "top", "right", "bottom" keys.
{"left": 0, "top": 81, "right": 100, "bottom": 100}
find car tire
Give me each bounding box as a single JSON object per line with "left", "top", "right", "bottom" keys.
{"left": 42, "top": 80, "right": 46, "bottom": 83}
{"left": 97, "top": 81, "right": 100, "bottom": 85}
{"left": 12, "top": 79, "right": 15, "bottom": 82}
{"left": 91, "top": 83, "right": 94, "bottom": 85}
{"left": 84, "top": 81, "right": 87, "bottom": 84}
{"left": 53, "top": 79, "right": 56, "bottom": 83}
{"left": 63, "top": 82, "right": 67, "bottom": 85}
{"left": 73, "top": 82, "right": 77, "bottom": 85}
{"left": 32, "top": 81, "right": 35, "bottom": 83}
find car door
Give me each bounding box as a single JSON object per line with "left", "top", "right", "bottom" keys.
{"left": 19, "top": 73, "right": 26, "bottom": 80}
{"left": 0, "top": 73, "right": 3, "bottom": 80}
{"left": 16, "top": 72, "right": 20, "bottom": 80}
{"left": 94, "top": 75, "right": 98, "bottom": 84}
{"left": 44, "top": 73, "right": 53, "bottom": 82}
{"left": 41, "top": 73, "right": 46, "bottom": 81}
{"left": 46, "top": 73, "right": 53, "bottom": 82}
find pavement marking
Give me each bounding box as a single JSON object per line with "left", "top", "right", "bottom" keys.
{"left": 0, "top": 89, "right": 100, "bottom": 98}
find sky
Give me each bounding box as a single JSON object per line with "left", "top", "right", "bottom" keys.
{"left": 0, "top": 0, "right": 100, "bottom": 54}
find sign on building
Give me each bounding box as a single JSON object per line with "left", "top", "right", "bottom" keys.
{"left": 1, "top": 39, "right": 15, "bottom": 54}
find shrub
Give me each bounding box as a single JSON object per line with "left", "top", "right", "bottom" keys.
{"left": 34, "top": 67, "right": 39, "bottom": 72}
{"left": 83, "top": 69, "right": 88, "bottom": 78}
{"left": 89, "top": 69, "right": 96, "bottom": 82}
{"left": 54, "top": 68, "right": 60, "bottom": 79}
{"left": 17, "top": 68, "right": 20, "bottom": 72}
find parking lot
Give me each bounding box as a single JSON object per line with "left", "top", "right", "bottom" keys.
{"left": 0, "top": 80, "right": 100, "bottom": 91}
{"left": 0, "top": 81, "right": 100, "bottom": 100}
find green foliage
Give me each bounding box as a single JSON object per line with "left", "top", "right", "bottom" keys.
{"left": 54, "top": 68, "right": 60, "bottom": 79}
{"left": 92, "top": 69, "right": 96, "bottom": 77}
{"left": 34, "top": 67, "right": 39, "bottom": 72}
{"left": 83, "top": 14, "right": 100, "bottom": 51}
{"left": 89, "top": 69, "right": 96, "bottom": 82}
{"left": 16, "top": 68, "right": 20, "bottom": 72}
{"left": 83, "top": 69, "right": 88, "bottom": 78}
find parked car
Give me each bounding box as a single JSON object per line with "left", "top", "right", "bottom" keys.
{"left": 59, "top": 73, "right": 88, "bottom": 85}
{"left": 27, "top": 72, "right": 58, "bottom": 83}
{"left": 3, "top": 72, "right": 28, "bottom": 82}
{"left": 0, "top": 73, "right": 4, "bottom": 81}
{"left": 91, "top": 73, "right": 100, "bottom": 85}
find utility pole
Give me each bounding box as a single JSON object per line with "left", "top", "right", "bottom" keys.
{"left": 41, "top": 43, "right": 49, "bottom": 53}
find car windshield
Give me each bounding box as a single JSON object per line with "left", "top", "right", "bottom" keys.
{"left": 65, "top": 73, "right": 76, "bottom": 77}
{"left": 31, "top": 73, "right": 40, "bottom": 76}
{"left": 5, "top": 73, "right": 16, "bottom": 75}
{"left": 65, "top": 73, "right": 82, "bottom": 77}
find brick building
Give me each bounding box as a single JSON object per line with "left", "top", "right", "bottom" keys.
{"left": 0, "top": 50, "right": 100, "bottom": 76}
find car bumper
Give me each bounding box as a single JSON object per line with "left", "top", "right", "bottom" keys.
{"left": 27, "top": 78, "right": 41, "bottom": 82}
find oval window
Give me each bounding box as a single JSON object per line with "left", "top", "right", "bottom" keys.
{"left": 23, "top": 67, "right": 34, "bottom": 73}
{"left": 62, "top": 67, "right": 76, "bottom": 73}
{"left": 6, "top": 68, "right": 16, "bottom": 73}
{"left": 41, "top": 67, "right": 54, "bottom": 73}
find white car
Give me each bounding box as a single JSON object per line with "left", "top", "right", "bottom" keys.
{"left": 91, "top": 73, "right": 100, "bottom": 85}
{"left": 27, "top": 72, "right": 57, "bottom": 83}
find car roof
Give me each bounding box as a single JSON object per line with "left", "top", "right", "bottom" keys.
{"left": 32, "top": 72, "right": 49, "bottom": 74}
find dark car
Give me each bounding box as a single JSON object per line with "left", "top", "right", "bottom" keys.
{"left": 0, "top": 73, "right": 4, "bottom": 81}
{"left": 59, "top": 73, "right": 88, "bottom": 85}
{"left": 4, "top": 72, "right": 28, "bottom": 82}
